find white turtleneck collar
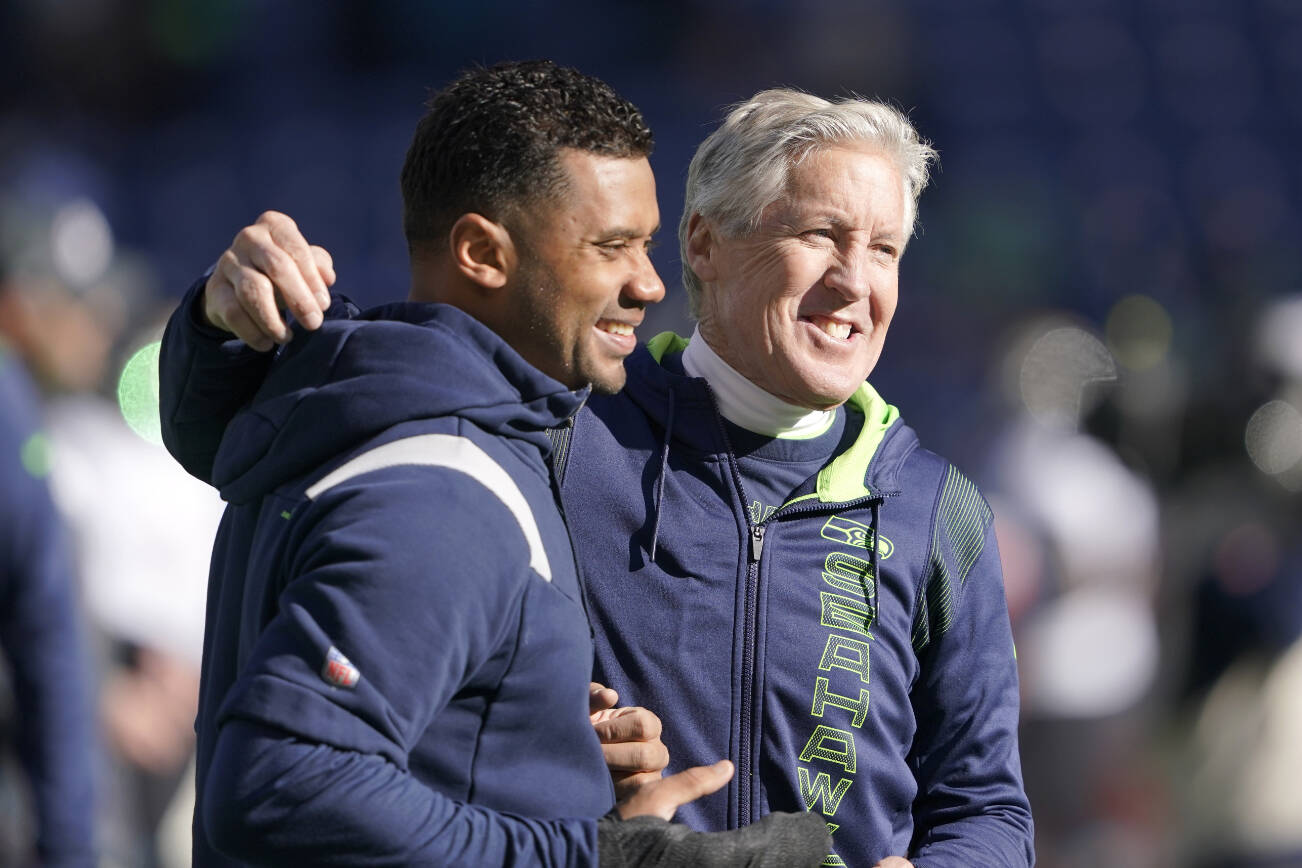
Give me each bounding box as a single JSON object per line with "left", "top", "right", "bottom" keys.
{"left": 681, "top": 327, "right": 836, "bottom": 440}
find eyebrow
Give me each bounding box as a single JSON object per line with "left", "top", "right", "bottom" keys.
{"left": 593, "top": 226, "right": 661, "bottom": 243}
{"left": 780, "top": 214, "right": 903, "bottom": 241}
{"left": 593, "top": 224, "right": 660, "bottom": 241}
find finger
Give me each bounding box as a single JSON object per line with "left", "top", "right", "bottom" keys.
{"left": 262, "top": 211, "right": 326, "bottom": 297}
{"left": 260, "top": 211, "right": 331, "bottom": 316}
{"left": 661, "top": 760, "right": 732, "bottom": 802}
{"left": 592, "top": 706, "right": 662, "bottom": 744}
{"left": 201, "top": 280, "right": 232, "bottom": 334}
{"left": 602, "top": 739, "right": 669, "bottom": 774}
{"left": 589, "top": 682, "right": 619, "bottom": 715}
{"left": 310, "top": 245, "right": 336, "bottom": 290}
{"left": 219, "top": 235, "right": 294, "bottom": 342}
{"left": 238, "top": 233, "right": 323, "bottom": 332}
{"left": 622, "top": 760, "right": 732, "bottom": 820}
{"left": 872, "top": 859, "right": 914, "bottom": 868}
{"left": 612, "top": 770, "right": 662, "bottom": 802}
{"left": 203, "top": 254, "right": 244, "bottom": 332}
{"left": 205, "top": 263, "right": 280, "bottom": 350}
{"left": 219, "top": 303, "right": 278, "bottom": 352}
{"left": 230, "top": 265, "right": 292, "bottom": 344}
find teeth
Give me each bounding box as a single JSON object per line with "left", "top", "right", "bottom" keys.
{"left": 811, "top": 317, "right": 851, "bottom": 340}
{"left": 598, "top": 321, "right": 634, "bottom": 336}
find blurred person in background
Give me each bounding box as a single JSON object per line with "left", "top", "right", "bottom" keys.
{"left": 162, "top": 85, "right": 1033, "bottom": 867}
{"left": 1168, "top": 294, "right": 1302, "bottom": 868}
{"left": 981, "top": 317, "right": 1164, "bottom": 866}
{"left": 158, "top": 60, "right": 829, "bottom": 866}
{"left": 0, "top": 182, "right": 222, "bottom": 867}
{"left": 0, "top": 258, "right": 96, "bottom": 867}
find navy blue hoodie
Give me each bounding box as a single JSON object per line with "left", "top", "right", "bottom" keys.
{"left": 162, "top": 297, "right": 613, "bottom": 865}
{"left": 563, "top": 334, "right": 1033, "bottom": 866}
{"left": 162, "top": 286, "right": 1033, "bottom": 866}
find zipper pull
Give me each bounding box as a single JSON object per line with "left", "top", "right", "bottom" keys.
{"left": 749, "top": 525, "right": 766, "bottom": 562}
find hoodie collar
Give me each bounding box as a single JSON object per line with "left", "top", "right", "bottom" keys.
{"left": 630, "top": 331, "right": 902, "bottom": 503}
{"left": 213, "top": 302, "right": 587, "bottom": 504}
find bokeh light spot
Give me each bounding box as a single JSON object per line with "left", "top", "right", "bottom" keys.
{"left": 50, "top": 198, "right": 114, "bottom": 288}
{"left": 20, "top": 432, "right": 51, "bottom": 478}
{"left": 1019, "top": 326, "right": 1117, "bottom": 428}
{"left": 1106, "top": 295, "right": 1173, "bottom": 371}
{"left": 1244, "top": 400, "right": 1302, "bottom": 475}
{"left": 118, "top": 341, "right": 163, "bottom": 445}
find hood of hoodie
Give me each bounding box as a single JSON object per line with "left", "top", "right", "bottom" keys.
{"left": 212, "top": 302, "right": 586, "bottom": 504}
{"left": 632, "top": 331, "right": 910, "bottom": 502}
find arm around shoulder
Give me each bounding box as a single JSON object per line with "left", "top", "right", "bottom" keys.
{"left": 158, "top": 275, "right": 275, "bottom": 482}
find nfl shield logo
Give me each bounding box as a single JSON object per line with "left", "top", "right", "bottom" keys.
{"left": 322, "top": 646, "right": 360, "bottom": 689}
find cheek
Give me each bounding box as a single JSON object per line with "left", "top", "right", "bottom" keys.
{"left": 736, "top": 242, "right": 804, "bottom": 291}
{"left": 870, "top": 275, "right": 899, "bottom": 319}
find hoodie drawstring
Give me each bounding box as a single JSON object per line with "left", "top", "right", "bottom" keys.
{"left": 869, "top": 498, "right": 881, "bottom": 592}
{"left": 648, "top": 394, "right": 675, "bottom": 562}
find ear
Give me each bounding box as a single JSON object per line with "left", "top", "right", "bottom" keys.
{"left": 449, "top": 213, "right": 516, "bottom": 290}
{"left": 684, "top": 213, "right": 718, "bottom": 283}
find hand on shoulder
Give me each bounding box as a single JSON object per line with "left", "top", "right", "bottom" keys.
{"left": 203, "top": 210, "right": 335, "bottom": 351}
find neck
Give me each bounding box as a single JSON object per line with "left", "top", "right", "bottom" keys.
{"left": 407, "top": 260, "right": 447, "bottom": 303}
{"left": 683, "top": 326, "right": 835, "bottom": 439}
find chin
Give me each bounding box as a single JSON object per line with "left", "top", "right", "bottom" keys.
{"left": 590, "top": 379, "right": 624, "bottom": 396}
{"left": 585, "top": 368, "right": 628, "bottom": 396}
{"left": 786, "top": 370, "right": 862, "bottom": 409}
{"left": 799, "top": 393, "right": 853, "bottom": 411}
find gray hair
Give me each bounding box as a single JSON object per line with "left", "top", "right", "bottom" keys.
{"left": 678, "top": 89, "right": 938, "bottom": 316}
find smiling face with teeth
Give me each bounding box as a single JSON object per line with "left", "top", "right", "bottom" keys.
{"left": 688, "top": 144, "right": 908, "bottom": 409}
{"left": 506, "top": 148, "right": 665, "bottom": 394}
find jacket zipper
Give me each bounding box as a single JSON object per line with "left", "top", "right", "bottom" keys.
{"left": 696, "top": 380, "right": 890, "bottom": 829}
{"left": 739, "top": 523, "right": 766, "bottom": 827}
{"left": 736, "top": 493, "right": 888, "bottom": 828}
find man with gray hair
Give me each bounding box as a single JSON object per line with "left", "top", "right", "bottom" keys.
{"left": 162, "top": 86, "right": 1034, "bottom": 867}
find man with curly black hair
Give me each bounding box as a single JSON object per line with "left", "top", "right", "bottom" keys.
{"left": 162, "top": 61, "right": 828, "bottom": 866}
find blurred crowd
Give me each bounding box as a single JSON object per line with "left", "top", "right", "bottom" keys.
{"left": 1, "top": 1, "right": 1299, "bottom": 866}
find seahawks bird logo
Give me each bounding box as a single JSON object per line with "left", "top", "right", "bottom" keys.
{"left": 820, "top": 514, "right": 894, "bottom": 558}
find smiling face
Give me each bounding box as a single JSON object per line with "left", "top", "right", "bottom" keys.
{"left": 508, "top": 149, "right": 664, "bottom": 393}
{"left": 691, "top": 145, "right": 908, "bottom": 409}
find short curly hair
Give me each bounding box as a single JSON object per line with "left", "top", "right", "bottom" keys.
{"left": 401, "top": 60, "right": 654, "bottom": 253}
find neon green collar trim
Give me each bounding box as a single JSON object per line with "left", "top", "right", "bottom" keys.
{"left": 815, "top": 381, "right": 898, "bottom": 502}
{"left": 645, "top": 331, "right": 898, "bottom": 503}
{"left": 646, "top": 331, "right": 690, "bottom": 362}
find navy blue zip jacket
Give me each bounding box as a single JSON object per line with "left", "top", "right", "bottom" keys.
{"left": 159, "top": 288, "right": 613, "bottom": 865}
{"left": 560, "top": 334, "right": 1033, "bottom": 867}
{"left": 0, "top": 352, "right": 95, "bottom": 866}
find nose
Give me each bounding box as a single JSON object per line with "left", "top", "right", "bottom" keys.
{"left": 823, "top": 244, "right": 872, "bottom": 301}
{"left": 623, "top": 249, "right": 666, "bottom": 307}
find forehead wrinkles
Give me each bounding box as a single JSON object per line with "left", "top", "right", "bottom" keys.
{"left": 784, "top": 148, "right": 905, "bottom": 230}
